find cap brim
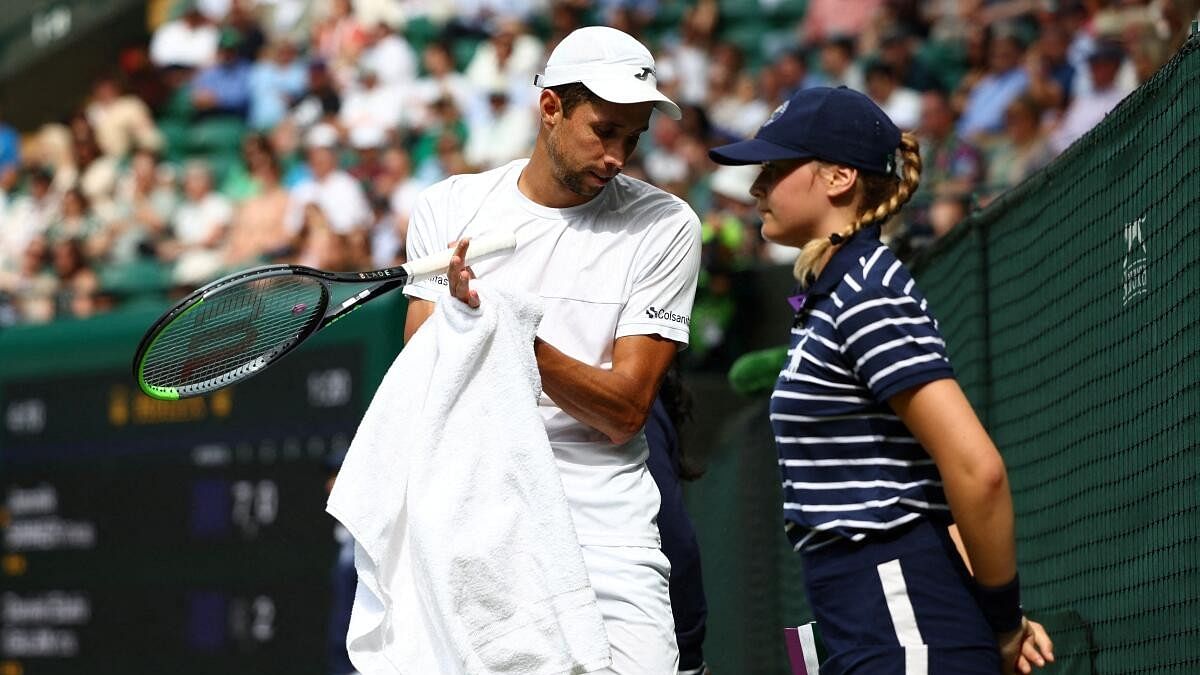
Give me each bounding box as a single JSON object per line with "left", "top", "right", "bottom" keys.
{"left": 708, "top": 138, "right": 814, "bottom": 166}
{"left": 582, "top": 78, "right": 682, "bottom": 120}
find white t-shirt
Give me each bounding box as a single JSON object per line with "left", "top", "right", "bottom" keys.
{"left": 284, "top": 170, "right": 371, "bottom": 234}
{"left": 173, "top": 193, "right": 232, "bottom": 246}
{"left": 404, "top": 159, "right": 702, "bottom": 547}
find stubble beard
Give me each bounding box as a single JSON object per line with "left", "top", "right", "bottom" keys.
{"left": 546, "top": 129, "right": 601, "bottom": 199}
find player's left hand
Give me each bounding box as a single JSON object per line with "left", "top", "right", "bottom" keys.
{"left": 998, "top": 617, "right": 1054, "bottom": 674}
{"left": 448, "top": 238, "right": 479, "bottom": 308}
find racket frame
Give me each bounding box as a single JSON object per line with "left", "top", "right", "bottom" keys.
{"left": 132, "top": 230, "right": 517, "bottom": 400}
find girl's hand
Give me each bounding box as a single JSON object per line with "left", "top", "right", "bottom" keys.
{"left": 998, "top": 617, "right": 1054, "bottom": 674}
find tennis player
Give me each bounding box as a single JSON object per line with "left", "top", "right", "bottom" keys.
{"left": 401, "top": 27, "right": 701, "bottom": 674}
{"left": 709, "top": 86, "right": 1055, "bottom": 674}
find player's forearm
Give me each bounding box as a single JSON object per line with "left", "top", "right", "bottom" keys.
{"left": 534, "top": 337, "right": 655, "bottom": 446}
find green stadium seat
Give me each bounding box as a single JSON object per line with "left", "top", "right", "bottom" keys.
{"left": 186, "top": 116, "right": 246, "bottom": 155}
{"left": 97, "top": 258, "right": 174, "bottom": 300}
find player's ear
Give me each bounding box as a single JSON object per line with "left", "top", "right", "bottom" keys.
{"left": 539, "top": 89, "right": 563, "bottom": 127}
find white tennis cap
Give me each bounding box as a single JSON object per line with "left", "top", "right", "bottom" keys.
{"left": 534, "top": 26, "right": 681, "bottom": 120}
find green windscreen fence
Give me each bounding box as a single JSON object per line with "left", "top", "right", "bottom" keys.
{"left": 911, "top": 29, "right": 1200, "bottom": 674}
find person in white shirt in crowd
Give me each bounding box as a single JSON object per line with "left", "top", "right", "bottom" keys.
{"left": 464, "top": 18, "right": 545, "bottom": 109}
{"left": 248, "top": 40, "right": 309, "bottom": 131}
{"left": 864, "top": 61, "right": 922, "bottom": 131}
{"left": 1, "top": 169, "right": 60, "bottom": 266}
{"left": 284, "top": 123, "right": 371, "bottom": 237}
{"left": 359, "top": 21, "right": 419, "bottom": 90}
{"left": 464, "top": 84, "right": 537, "bottom": 171}
{"left": 412, "top": 42, "right": 486, "bottom": 132}
{"left": 338, "top": 65, "right": 406, "bottom": 141}
{"left": 708, "top": 72, "right": 772, "bottom": 140}
{"left": 85, "top": 76, "right": 163, "bottom": 160}
{"left": 167, "top": 161, "right": 234, "bottom": 285}
{"left": 1049, "top": 40, "right": 1134, "bottom": 155}
{"left": 149, "top": 5, "right": 218, "bottom": 70}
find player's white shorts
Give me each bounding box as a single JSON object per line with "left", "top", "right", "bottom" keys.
{"left": 581, "top": 544, "right": 679, "bottom": 675}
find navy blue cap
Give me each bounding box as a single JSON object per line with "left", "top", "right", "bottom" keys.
{"left": 709, "top": 86, "right": 901, "bottom": 174}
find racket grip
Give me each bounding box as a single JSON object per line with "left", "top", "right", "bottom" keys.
{"left": 401, "top": 231, "right": 519, "bottom": 280}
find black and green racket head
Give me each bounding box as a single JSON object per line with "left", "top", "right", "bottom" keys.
{"left": 133, "top": 268, "right": 329, "bottom": 400}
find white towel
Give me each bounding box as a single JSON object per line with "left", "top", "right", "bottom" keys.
{"left": 327, "top": 282, "right": 611, "bottom": 675}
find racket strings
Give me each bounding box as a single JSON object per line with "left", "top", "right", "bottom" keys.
{"left": 140, "top": 276, "right": 326, "bottom": 390}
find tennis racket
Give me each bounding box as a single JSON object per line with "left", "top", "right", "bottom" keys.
{"left": 133, "top": 231, "right": 517, "bottom": 401}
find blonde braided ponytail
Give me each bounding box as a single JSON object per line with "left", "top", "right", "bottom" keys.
{"left": 793, "top": 132, "right": 923, "bottom": 285}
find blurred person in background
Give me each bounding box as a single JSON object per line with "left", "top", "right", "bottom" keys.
{"left": 293, "top": 203, "right": 357, "bottom": 271}
{"left": 312, "top": 0, "right": 367, "bottom": 87}
{"left": 465, "top": 85, "right": 538, "bottom": 171}
{"left": 220, "top": 133, "right": 274, "bottom": 200}
{"left": 984, "top": 96, "right": 1055, "bottom": 203}
{"left": 224, "top": 150, "right": 292, "bottom": 267}
{"left": 167, "top": 161, "right": 234, "bottom": 286}
{"left": 1024, "top": 21, "right": 1075, "bottom": 113}
{"left": 1049, "top": 39, "right": 1134, "bottom": 154}
{"left": 32, "top": 124, "right": 81, "bottom": 195}
{"left": 412, "top": 42, "right": 483, "bottom": 133}
{"left": 368, "top": 145, "right": 422, "bottom": 268}
{"left": 0, "top": 237, "right": 58, "bottom": 323}
{"left": 0, "top": 106, "right": 20, "bottom": 174}
{"left": 285, "top": 124, "right": 371, "bottom": 237}
{"left": 338, "top": 65, "right": 406, "bottom": 141}
{"left": 464, "top": 18, "right": 545, "bottom": 108}
{"left": 411, "top": 97, "right": 470, "bottom": 183}
{"left": 224, "top": 0, "right": 268, "bottom": 62}
{"left": 2, "top": 168, "right": 60, "bottom": 265}
{"left": 102, "top": 149, "right": 178, "bottom": 266}
{"left": 359, "top": 21, "right": 418, "bottom": 90}
{"left": 916, "top": 88, "right": 984, "bottom": 205}
{"left": 879, "top": 27, "right": 942, "bottom": 93}
{"left": 904, "top": 88, "right": 983, "bottom": 256}
{"left": 289, "top": 60, "right": 342, "bottom": 131}
{"left": 708, "top": 72, "right": 772, "bottom": 141}
{"left": 45, "top": 188, "right": 103, "bottom": 258}
{"left": 864, "top": 61, "right": 922, "bottom": 131}
{"left": 928, "top": 187, "right": 972, "bottom": 240}
{"left": 653, "top": 0, "right": 718, "bottom": 108}
{"left": 248, "top": 39, "right": 309, "bottom": 131}
{"left": 192, "top": 30, "right": 254, "bottom": 119}
{"left": 85, "top": 76, "right": 164, "bottom": 160}
{"left": 348, "top": 125, "right": 388, "bottom": 185}
{"left": 49, "top": 237, "right": 102, "bottom": 319}
{"left": 149, "top": 4, "right": 218, "bottom": 70}
{"left": 800, "top": 0, "right": 885, "bottom": 45}
{"left": 810, "top": 37, "right": 865, "bottom": 92}
{"left": 957, "top": 32, "right": 1031, "bottom": 141}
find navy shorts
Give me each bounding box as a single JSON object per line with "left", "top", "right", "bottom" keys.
{"left": 800, "top": 520, "right": 999, "bottom": 674}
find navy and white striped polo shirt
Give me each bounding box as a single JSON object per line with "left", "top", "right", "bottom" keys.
{"left": 772, "top": 225, "right": 956, "bottom": 553}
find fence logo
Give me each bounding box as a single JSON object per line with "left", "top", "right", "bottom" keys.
{"left": 1122, "top": 215, "right": 1148, "bottom": 306}
{"left": 646, "top": 306, "right": 690, "bottom": 326}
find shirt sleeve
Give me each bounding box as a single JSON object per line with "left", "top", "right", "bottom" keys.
{"left": 833, "top": 281, "right": 955, "bottom": 402}
{"left": 402, "top": 187, "right": 449, "bottom": 303}
{"left": 616, "top": 207, "right": 702, "bottom": 345}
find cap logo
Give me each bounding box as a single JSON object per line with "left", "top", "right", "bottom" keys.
{"left": 634, "top": 67, "right": 654, "bottom": 81}
{"left": 762, "top": 100, "right": 789, "bottom": 128}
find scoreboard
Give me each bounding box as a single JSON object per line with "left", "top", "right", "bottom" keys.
{"left": 0, "top": 298, "right": 405, "bottom": 675}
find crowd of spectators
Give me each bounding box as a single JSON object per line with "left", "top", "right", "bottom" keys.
{"left": 0, "top": 0, "right": 1194, "bottom": 367}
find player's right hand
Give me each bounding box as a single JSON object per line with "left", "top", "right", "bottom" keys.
{"left": 448, "top": 238, "right": 479, "bottom": 308}
{"left": 998, "top": 617, "right": 1054, "bottom": 674}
